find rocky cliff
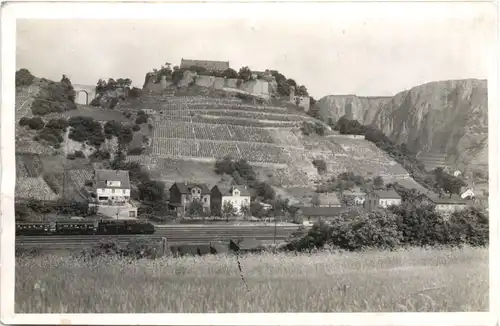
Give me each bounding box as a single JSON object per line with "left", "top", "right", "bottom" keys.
{"left": 317, "top": 79, "right": 488, "bottom": 172}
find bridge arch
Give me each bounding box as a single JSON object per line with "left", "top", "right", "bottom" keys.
{"left": 76, "top": 90, "right": 89, "bottom": 105}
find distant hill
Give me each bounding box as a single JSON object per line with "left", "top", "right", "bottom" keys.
{"left": 317, "top": 79, "right": 488, "bottom": 175}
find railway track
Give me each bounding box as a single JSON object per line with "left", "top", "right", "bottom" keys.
{"left": 16, "top": 224, "right": 303, "bottom": 249}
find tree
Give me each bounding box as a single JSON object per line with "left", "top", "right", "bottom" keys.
{"left": 187, "top": 200, "right": 204, "bottom": 217}
{"left": 238, "top": 66, "right": 252, "bottom": 82}
{"left": 222, "top": 68, "right": 239, "bottom": 79}
{"left": 240, "top": 204, "right": 250, "bottom": 219}
{"left": 16, "top": 68, "right": 35, "bottom": 87}
{"left": 373, "top": 176, "right": 384, "bottom": 189}
{"left": 311, "top": 193, "right": 321, "bottom": 207}
{"left": 138, "top": 180, "right": 165, "bottom": 202}
{"left": 222, "top": 201, "right": 237, "bottom": 222}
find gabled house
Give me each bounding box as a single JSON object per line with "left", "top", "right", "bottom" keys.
{"left": 429, "top": 195, "right": 470, "bottom": 215}
{"left": 169, "top": 182, "right": 211, "bottom": 216}
{"left": 93, "top": 169, "right": 131, "bottom": 205}
{"left": 91, "top": 169, "right": 137, "bottom": 219}
{"left": 453, "top": 170, "right": 462, "bottom": 177}
{"left": 342, "top": 188, "right": 366, "bottom": 206}
{"left": 295, "top": 206, "right": 349, "bottom": 224}
{"left": 210, "top": 185, "right": 251, "bottom": 217}
{"left": 365, "top": 189, "right": 402, "bottom": 211}
{"left": 310, "top": 192, "right": 341, "bottom": 208}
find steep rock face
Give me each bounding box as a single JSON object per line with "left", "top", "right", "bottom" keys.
{"left": 317, "top": 95, "right": 392, "bottom": 124}
{"left": 317, "top": 79, "right": 488, "bottom": 171}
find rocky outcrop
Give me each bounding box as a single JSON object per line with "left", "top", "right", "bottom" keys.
{"left": 317, "top": 79, "right": 488, "bottom": 172}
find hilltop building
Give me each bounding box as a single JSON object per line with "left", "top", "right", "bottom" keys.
{"left": 210, "top": 185, "right": 251, "bottom": 216}
{"left": 168, "top": 182, "right": 211, "bottom": 216}
{"left": 90, "top": 169, "right": 137, "bottom": 219}
{"left": 365, "top": 189, "right": 402, "bottom": 211}
{"left": 288, "top": 85, "right": 310, "bottom": 112}
{"left": 180, "top": 59, "right": 230, "bottom": 73}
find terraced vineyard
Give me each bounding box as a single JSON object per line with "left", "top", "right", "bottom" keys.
{"left": 153, "top": 121, "right": 275, "bottom": 143}
{"left": 67, "top": 169, "right": 93, "bottom": 189}
{"left": 152, "top": 138, "right": 287, "bottom": 165}
{"left": 15, "top": 177, "right": 58, "bottom": 201}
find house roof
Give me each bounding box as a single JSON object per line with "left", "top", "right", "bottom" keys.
{"left": 298, "top": 206, "right": 348, "bottom": 217}
{"left": 372, "top": 189, "right": 401, "bottom": 199}
{"left": 343, "top": 189, "right": 366, "bottom": 196}
{"left": 316, "top": 193, "right": 341, "bottom": 206}
{"left": 180, "top": 59, "right": 230, "bottom": 72}
{"left": 94, "top": 169, "right": 130, "bottom": 189}
{"left": 216, "top": 185, "right": 251, "bottom": 197}
{"left": 173, "top": 182, "right": 210, "bottom": 195}
{"left": 429, "top": 194, "right": 469, "bottom": 205}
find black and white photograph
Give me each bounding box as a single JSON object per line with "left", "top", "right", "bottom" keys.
{"left": 1, "top": 0, "right": 498, "bottom": 322}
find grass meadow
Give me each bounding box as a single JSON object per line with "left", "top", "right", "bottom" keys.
{"left": 16, "top": 246, "right": 488, "bottom": 313}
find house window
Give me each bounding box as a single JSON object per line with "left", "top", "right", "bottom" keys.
{"left": 203, "top": 197, "right": 207, "bottom": 203}
{"left": 129, "top": 211, "right": 136, "bottom": 218}
{"left": 112, "top": 189, "right": 115, "bottom": 194}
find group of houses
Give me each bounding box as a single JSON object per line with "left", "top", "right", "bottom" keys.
{"left": 89, "top": 167, "right": 487, "bottom": 221}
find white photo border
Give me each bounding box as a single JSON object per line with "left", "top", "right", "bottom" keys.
{"left": 1, "top": 1, "right": 499, "bottom": 325}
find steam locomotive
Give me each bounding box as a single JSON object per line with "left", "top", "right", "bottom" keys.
{"left": 16, "top": 219, "right": 156, "bottom": 236}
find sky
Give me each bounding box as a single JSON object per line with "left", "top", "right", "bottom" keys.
{"left": 16, "top": 3, "right": 496, "bottom": 99}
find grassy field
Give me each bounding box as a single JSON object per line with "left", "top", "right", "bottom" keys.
{"left": 16, "top": 246, "right": 488, "bottom": 313}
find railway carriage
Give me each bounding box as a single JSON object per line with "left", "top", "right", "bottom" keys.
{"left": 16, "top": 219, "right": 155, "bottom": 236}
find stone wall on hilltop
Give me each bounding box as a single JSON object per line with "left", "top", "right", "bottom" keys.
{"left": 317, "top": 79, "right": 488, "bottom": 172}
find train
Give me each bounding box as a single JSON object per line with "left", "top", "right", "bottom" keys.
{"left": 16, "top": 219, "right": 156, "bottom": 236}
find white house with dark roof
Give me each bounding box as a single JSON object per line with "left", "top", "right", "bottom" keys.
{"left": 91, "top": 169, "right": 137, "bottom": 219}
{"left": 94, "top": 169, "right": 131, "bottom": 205}
{"left": 210, "top": 185, "right": 251, "bottom": 217}
{"left": 365, "top": 189, "right": 402, "bottom": 211}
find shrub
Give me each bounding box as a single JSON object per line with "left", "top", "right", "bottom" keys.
{"left": 80, "top": 239, "right": 160, "bottom": 260}
{"left": 27, "top": 117, "right": 45, "bottom": 130}
{"left": 132, "top": 124, "right": 141, "bottom": 132}
{"left": 127, "top": 147, "right": 143, "bottom": 155}
{"left": 74, "top": 150, "right": 85, "bottom": 158}
{"left": 66, "top": 153, "right": 76, "bottom": 160}
{"left": 312, "top": 159, "right": 327, "bottom": 174}
{"left": 19, "top": 117, "right": 31, "bottom": 127}
{"left": 448, "top": 207, "right": 489, "bottom": 246}
{"left": 135, "top": 114, "right": 148, "bottom": 125}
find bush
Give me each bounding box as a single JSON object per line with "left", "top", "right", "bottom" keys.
{"left": 448, "top": 207, "right": 489, "bottom": 246}
{"left": 80, "top": 239, "right": 160, "bottom": 260}
{"left": 19, "top": 117, "right": 31, "bottom": 127}
{"left": 74, "top": 150, "right": 85, "bottom": 158}
{"left": 312, "top": 159, "right": 327, "bottom": 174}
{"left": 135, "top": 114, "right": 148, "bottom": 125}
{"left": 66, "top": 153, "right": 76, "bottom": 160}
{"left": 27, "top": 117, "right": 45, "bottom": 130}
{"left": 132, "top": 124, "right": 141, "bottom": 132}
{"left": 127, "top": 147, "right": 143, "bottom": 155}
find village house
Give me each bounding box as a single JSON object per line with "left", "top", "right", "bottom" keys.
{"left": 453, "top": 169, "right": 462, "bottom": 177}
{"left": 90, "top": 169, "right": 137, "bottom": 219}
{"left": 430, "top": 195, "right": 470, "bottom": 215}
{"left": 364, "top": 189, "right": 402, "bottom": 211}
{"left": 294, "top": 206, "right": 349, "bottom": 224}
{"left": 168, "top": 182, "right": 211, "bottom": 216}
{"left": 342, "top": 188, "right": 366, "bottom": 206}
{"left": 180, "top": 59, "right": 230, "bottom": 73}
{"left": 310, "top": 192, "right": 341, "bottom": 208}
{"left": 210, "top": 185, "right": 251, "bottom": 217}
{"left": 460, "top": 187, "right": 475, "bottom": 200}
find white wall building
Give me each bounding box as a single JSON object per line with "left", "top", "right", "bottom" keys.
{"left": 92, "top": 169, "right": 137, "bottom": 218}
{"left": 211, "top": 185, "right": 251, "bottom": 216}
